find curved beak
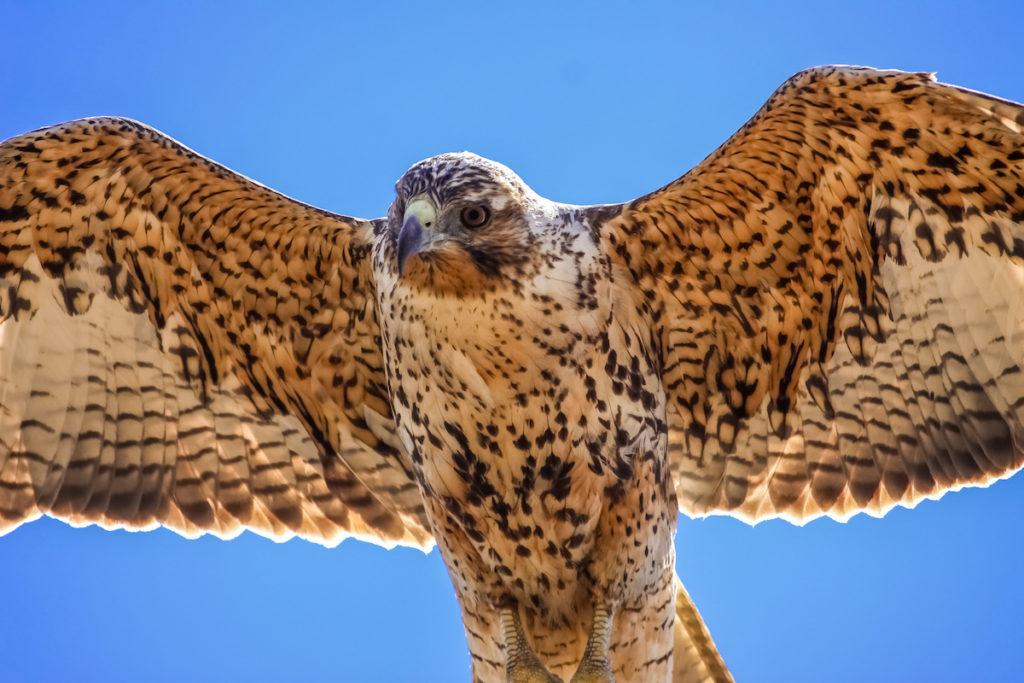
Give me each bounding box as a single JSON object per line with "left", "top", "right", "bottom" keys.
{"left": 397, "top": 198, "right": 437, "bottom": 276}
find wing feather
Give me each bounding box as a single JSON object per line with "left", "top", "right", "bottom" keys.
{"left": 0, "top": 117, "right": 430, "bottom": 547}
{"left": 601, "top": 67, "right": 1024, "bottom": 523}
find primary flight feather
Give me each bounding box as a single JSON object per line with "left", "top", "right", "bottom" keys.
{"left": 0, "top": 66, "right": 1022, "bottom": 682}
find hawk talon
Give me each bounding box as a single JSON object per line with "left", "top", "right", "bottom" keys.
{"left": 569, "top": 604, "right": 616, "bottom": 683}
{"left": 501, "top": 607, "right": 564, "bottom": 683}
{"left": 569, "top": 667, "right": 616, "bottom": 683}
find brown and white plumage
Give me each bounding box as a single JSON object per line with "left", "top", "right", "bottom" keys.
{"left": 0, "top": 66, "right": 1022, "bottom": 681}
{"left": 610, "top": 67, "right": 1024, "bottom": 524}
{"left": 0, "top": 117, "right": 429, "bottom": 547}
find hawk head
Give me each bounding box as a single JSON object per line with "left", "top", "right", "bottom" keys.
{"left": 387, "top": 153, "right": 549, "bottom": 291}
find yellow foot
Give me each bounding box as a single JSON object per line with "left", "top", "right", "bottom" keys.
{"left": 569, "top": 664, "right": 615, "bottom": 683}
{"left": 569, "top": 605, "right": 616, "bottom": 683}
{"left": 501, "top": 607, "right": 564, "bottom": 683}
{"left": 508, "top": 663, "right": 563, "bottom": 683}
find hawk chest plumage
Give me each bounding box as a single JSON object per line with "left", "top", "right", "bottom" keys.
{"left": 372, "top": 188, "right": 679, "bottom": 674}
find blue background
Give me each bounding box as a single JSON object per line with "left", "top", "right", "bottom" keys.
{"left": 2, "top": 2, "right": 1023, "bottom": 681}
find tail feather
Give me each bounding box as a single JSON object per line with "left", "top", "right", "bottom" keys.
{"left": 673, "top": 576, "right": 734, "bottom": 683}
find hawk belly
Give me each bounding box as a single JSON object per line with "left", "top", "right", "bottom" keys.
{"left": 377, "top": 262, "right": 679, "bottom": 681}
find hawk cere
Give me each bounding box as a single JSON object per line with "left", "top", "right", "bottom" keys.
{"left": 1, "top": 66, "right": 1023, "bottom": 681}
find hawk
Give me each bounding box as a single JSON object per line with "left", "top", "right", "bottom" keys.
{"left": 1, "top": 66, "right": 1023, "bottom": 682}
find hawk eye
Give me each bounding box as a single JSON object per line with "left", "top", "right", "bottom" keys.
{"left": 460, "top": 205, "right": 490, "bottom": 229}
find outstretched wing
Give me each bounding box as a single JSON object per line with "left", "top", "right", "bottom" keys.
{"left": 602, "top": 67, "right": 1024, "bottom": 523}
{"left": 0, "top": 117, "right": 430, "bottom": 547}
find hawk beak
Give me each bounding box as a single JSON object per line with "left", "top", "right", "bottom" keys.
{"left": 398, "top": 198, "right": 437, "bottom": 275}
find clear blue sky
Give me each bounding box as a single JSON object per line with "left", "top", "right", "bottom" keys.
{"left": 2, "top": 2, "right": 1023, "bottom": 681}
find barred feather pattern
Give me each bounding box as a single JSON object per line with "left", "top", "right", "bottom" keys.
{"left": 672, "top": 577, "right": 734, "bottom": 683}
{"left": 605, "top": 67, "right": 1024, "bottom": 523}
{"left": 0, "top": 118, "right": 430, "bottom": 547}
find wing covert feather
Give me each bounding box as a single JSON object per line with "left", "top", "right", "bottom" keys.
{"left": 0, "top": 117, "right": 430, "bottom": 547}
{"left": 602, "top": 67, "right": 1024, "bottom": 524}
